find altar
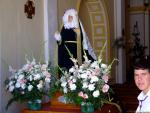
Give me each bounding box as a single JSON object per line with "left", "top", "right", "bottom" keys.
{"left": 22, "top": 102, "right": 120, "bottom": 113}
{"left": 22, "top": 93, "right": 121, "bottom": 113}
{"left": 22, "top": 90, "right": 121, "bottom": 113}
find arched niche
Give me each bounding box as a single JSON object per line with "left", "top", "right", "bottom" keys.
{"left": 78, "top": 0, "right": 111, "bottom": 63}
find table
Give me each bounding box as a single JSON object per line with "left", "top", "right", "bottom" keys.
{"left": 22, "top": 102, "right": 121, "bottom": 113}
{"left": 22, "top": 93, "right": 121, "bottom": 113}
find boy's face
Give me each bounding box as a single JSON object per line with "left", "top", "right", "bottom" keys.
{"left": 134, "top": 69, "right": 150, "bottom": 94}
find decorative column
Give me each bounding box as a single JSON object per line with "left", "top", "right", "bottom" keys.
{"left": 44, "top": 0, "right": 58, "bottom": 65}
{"left": 114, "top": 0, "right": 126, "bottom": 83}
{"left": 43, "top": 0, "right": 49, "bottom": 63}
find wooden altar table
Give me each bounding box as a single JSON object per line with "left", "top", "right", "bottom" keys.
{"left": 22, "top": 93, "right": 121, "bottom": 113}
{"left": 22, "top": 102, "right": 120, "bottom": 113}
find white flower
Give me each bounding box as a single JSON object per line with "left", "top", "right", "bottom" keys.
{"left": 69, "top": 83, "right": 76, "bottom": 90}
{"left": 101, "top": 63, "right": 107, "bottom": 69}
{"left": 15, "top": 75, "right": 18, "bottom": 79}
{"left": 8, "top": 81, "right": 14, "bottom": 86}
{"left": 91, "top": 61, "right": 99, "bottom": 68}
{"left": 80, "top": 73, "right": 88, "bottom": 79}
{"left": 28, "top": 75, "right": 33, "bottom": 81}
{"left": 88, "top": 84, "right": 95, "bottom": 91}
{"left": 90, "top": 76, "right": 99, "bottom": 83}
{"left": 61, "top": 81, "right": 67, "bottom": 87}
{"left": 45, "top": 78, "right": 51, "bottom": 83}
{"left": 63, "top": 87, "right": 68, "bottom": 93}
{"left": 15, "top": 82, "right": 21, "bottom": 88}
{"left": 37, "top": 81, "right": 43, "bottom": 90}
{"left": 34, "top": 64, "right": 40, "bottom": 69}
{"left": 21, "top": 91, "right": 25, "bottom": 94}
{"left": 33, "top": 74, "right": 41, "bottom": 80}
{"left": 93, "top": 90, "right": 100, "bottom": 97}
{"left": 9, "top": 86, "right": 14, "bottom": 92}
{"left": 72, "top": 78, "right": 76, "bottom": 83}
{"left": 21, "top": 84, "right": 26, "bottom": 89}
{"left": 37, "top": 83, "right": 43, "bottom": 90}
{"left": 28, "top": 85, "right": 33, "bottom": 91}
{"left": 82, "top": 82, "right": 88, "bottom": 89}
{"left": 69, "top": 67, "right": 75, "bottom": 73}
{"left": 18, "top": 74, "right": 24, "bottom": 80}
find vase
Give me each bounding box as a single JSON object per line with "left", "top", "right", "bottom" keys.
{"left": 81, "top": 102, "right": 94, "bottom": 113}
{"left": 27, "top": 99, "right": 42, "bottom": 110}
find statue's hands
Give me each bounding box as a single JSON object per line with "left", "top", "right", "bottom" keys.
{"left": 73, "top": 28, "right": 80, "bottom": 33}
{"left": 54, "top": 31, "right": 61, "bottom": 42}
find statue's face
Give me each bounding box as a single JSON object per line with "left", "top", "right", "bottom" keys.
{"left": 63, "top": 9, "right": 79, "bottom": 29}
{"left": 68, "top": 15, "right": 73, "bottom": 23}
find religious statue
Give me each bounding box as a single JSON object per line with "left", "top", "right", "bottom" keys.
{"left": 54, "top": 9, "right": 96, "bottom": 70}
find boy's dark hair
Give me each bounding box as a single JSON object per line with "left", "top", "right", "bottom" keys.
{"left": 133, "top": 56, "right": 150, "bottom": 71}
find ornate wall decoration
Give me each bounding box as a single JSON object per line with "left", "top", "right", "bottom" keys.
{"left": 24, "top": 0, "right": 35, "bottom": 19}
{"left": 85, "top": 0, "right": 110, "bottom": 63}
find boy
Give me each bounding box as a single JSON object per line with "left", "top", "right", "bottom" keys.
{"left": 134, "top": 56, "right": 150, "bottom": 112}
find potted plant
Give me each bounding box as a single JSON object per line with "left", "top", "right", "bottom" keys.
{"left": 59, "top": 43, "right": 117, "bottom": 112}
{"left": 5, "top": 58, "right": 56, "bottom": 110}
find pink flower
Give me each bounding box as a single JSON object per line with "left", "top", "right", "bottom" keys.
{"left": 78, "top": 92, "right": 88, "bottom": 99}
{"left": 41, "top": 64, "right": 47, "bottom": 71}
{"left": 78, "top": 91, "right": 84, "bottom": 97}
{"left": 27, "top": 64, "right": 33, "bottom": 71}
{"left": 19, "top": 79, "right": 27, "bottom": 84}
{"left": 43, "top": 71, "right": 51, "bottom": 78}
{"left": 94, "top": 68, "right": 100, "bottom": 76}
{"left": 68, "top": 80, "right": 73, "bottom": 84}
{"left": 102, "top": 75, "right": 109, "bottom": 83}
{"left": 102, "top": 84, "right": 109, "bottom": 93}
{"left": 83, "top": 94, "right": 88, "bottom": 99}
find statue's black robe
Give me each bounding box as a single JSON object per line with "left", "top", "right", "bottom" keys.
{"left": 58, "top": 26, "right": 94, "bottom": 70}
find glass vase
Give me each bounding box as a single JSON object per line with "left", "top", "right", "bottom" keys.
{"left": 81, "top": 102, "right": 94, "bottom": 113}
{"left": 27, "top": 99, "right": 42, "bottom": 110}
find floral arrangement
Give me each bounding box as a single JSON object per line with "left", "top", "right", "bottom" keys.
{"left": 59, "top": 43, "right": 117, "bottom": 110}
{"left": 5, "top": 58, "right": 56, "bottom": 109}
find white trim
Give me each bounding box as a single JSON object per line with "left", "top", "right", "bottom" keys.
{"left": 114, "top": 0, "right": 126, "bottom": 84}
{"left": 43, "top": 0, "right": 49, "bottom": 63}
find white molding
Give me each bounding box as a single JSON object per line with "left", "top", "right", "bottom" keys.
{"left": 47, "top": 0, "right": 58, "bottom": 66}
{"left": 44, "top": 0, "right": 49, "bottom": 63}
{"left": 114, "top": 0, "right": 126, "bottom": 84}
